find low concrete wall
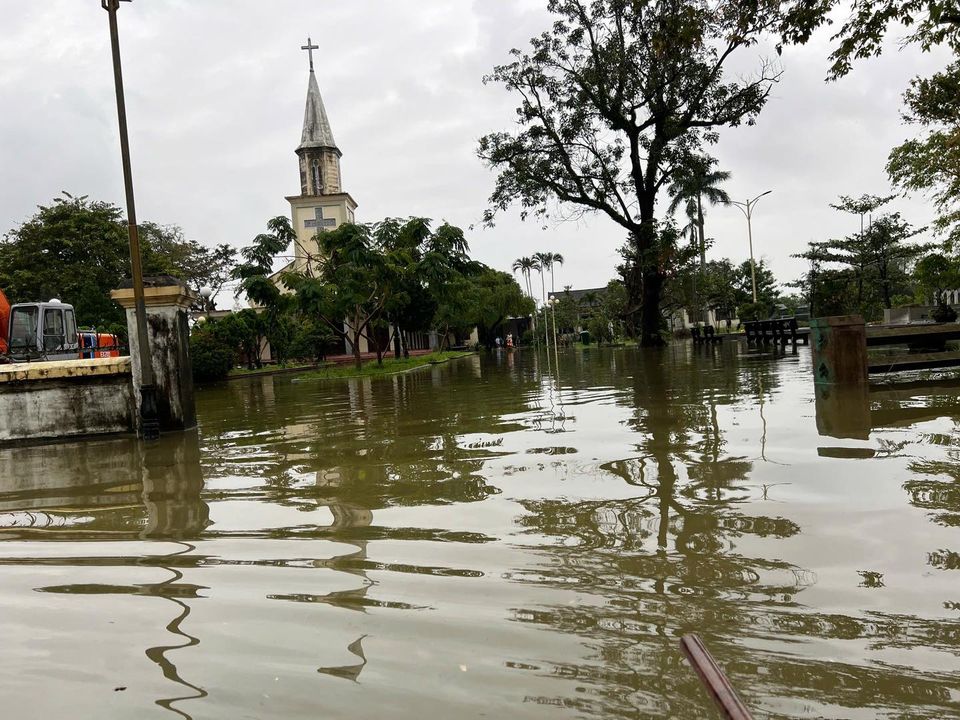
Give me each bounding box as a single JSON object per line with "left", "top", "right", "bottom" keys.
{"left": 0, "top": 357, "right": 135, "bottom": 444}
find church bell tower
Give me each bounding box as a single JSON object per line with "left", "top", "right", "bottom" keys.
{"left": 287, "top": 37, "right": 358, "bottom": 273}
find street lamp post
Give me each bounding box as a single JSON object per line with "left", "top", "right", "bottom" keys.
{"left": 102, "top": 0, "right": 159, "bottom": 440}
{"left": 730, "top": 190, "right": 773, "bottom": 303}
{"left": 548, "top": 295, "right": 562, "bottom": 373}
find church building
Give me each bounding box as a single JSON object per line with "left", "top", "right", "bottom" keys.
{"left": 267, "top": 39, "right": 432, "bottom": 356}
{"left": 282, "top": 37, "right": 358, "bottom": 277}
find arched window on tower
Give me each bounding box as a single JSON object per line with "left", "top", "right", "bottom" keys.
{"left": 312, "top": 160, "right": 323, "bottom": 195}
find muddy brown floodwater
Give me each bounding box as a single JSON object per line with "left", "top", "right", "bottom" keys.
{"left": 1, "top": 344, "right": 959, "bottom": 719}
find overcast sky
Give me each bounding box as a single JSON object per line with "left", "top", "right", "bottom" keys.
{"left": 0, "top": 1, "right": 952, "bottom": 306}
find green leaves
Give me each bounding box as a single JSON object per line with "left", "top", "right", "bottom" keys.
{"left": 0, "top": 193, "right": 234, "bottom": 328}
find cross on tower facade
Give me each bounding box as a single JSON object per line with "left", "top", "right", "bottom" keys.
{"left": 303, "top": 206, "right": 337, "bottom": 230}
{"left": 301, "top": 36, "right": 319, "bottom": 72}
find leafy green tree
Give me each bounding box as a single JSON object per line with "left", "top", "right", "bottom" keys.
{"left": 587, "top": 313, "right": 613, "bottom": 345}
{"left": 283, "top": 222, "right": 393, "bottom": 370}
{"left": 139, "top": 222, "right": 236, "bottom": 310}
{"left": 232, "top": 216, "right": 298, "bottom": 365}
{"left": 601, "top": 279, "right": 629, "bottom": 336}
{"left": 436, "top": 266, "right": 534, "bottom": 348}
{"left": 700, "top": 259, "right": 742, "bottom": 321}
{"left": 479, "top": 1, "right": 789, "bottom": 345}
{"left": 0, "top": 193, "right": 234, "bottom": 330}
{"left": 860, "top": 212, "right": 928, "bottom": 309}
{"left": 887, "top": 65, "right": 960, "bottom": 244}
{"left": 819, "top": 196, "right": 928, "bottom": 313}
{"left": 377, "top": 218, "right": 471, "bottom": 358}
{"left": 791, "top": 241, "right": 837, "bottom": 317}
{"left": 827, "top": 194, "right": 897, "bottom": 309}
{"left": 210, "top": 309, "right": 268, "bottom": 370}
{"left": 552, "top": 289, "right": 579, "bottom": 333}
{"left": 914, "top": 251, "right": 960, "bottom": 305}
{"left": 189, "top": 324, "right": 234, "bottom": 383}
{"left": 782, "top": 1, "right": 960, "bottom": 81}
{"left": 784, "top": 3, "right": 960, "bottom": 244}
{"left": 735, "top": 260, "right": 780, "bottom": 319}
{"left": 652, "top": 223, "right": 702, "bottom": 327}
{"left": 288, "top": 317, "right": 338, "bottom": 363}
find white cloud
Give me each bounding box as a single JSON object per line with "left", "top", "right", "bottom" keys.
{"left": 0, "top": 0, "right": 952, "bottom": 298}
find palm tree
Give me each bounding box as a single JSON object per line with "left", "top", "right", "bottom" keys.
{"left": 668, "top": 155, "right": 731, "bottom": 272}
{"left": 533, "top": 252, "right": 552, "bottom": 306}
{"left": 546, "top": 253, "right": 564, "bottom": 293}
{"left": 512, "top": 256, "right": 539, "bottom": 300}
{"left": 512, "top": 256, "right": 541, "bottom": 339}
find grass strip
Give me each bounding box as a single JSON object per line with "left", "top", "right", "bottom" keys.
{"left": 294, "top": 351, "right": 475, "bottom": 381}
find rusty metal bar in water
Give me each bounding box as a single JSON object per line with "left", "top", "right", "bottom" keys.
{"left": 680, "top": 634, "right": 754, "bottom": 720}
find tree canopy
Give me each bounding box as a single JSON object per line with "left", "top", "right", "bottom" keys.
{"left": 783, "top": 2, "right": 960, "bottom": 244}
{"left": 479, "top": 0, "right": 794, "bottom": 345}
{"left": 0, "top": 193, "right": 235, "bottom": 331}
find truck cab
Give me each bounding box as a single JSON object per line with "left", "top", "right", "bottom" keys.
{"left": 6, "top": 299, "right": 80, "bottom": 362}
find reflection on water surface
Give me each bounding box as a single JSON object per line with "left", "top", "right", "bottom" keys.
{"left": 1, "top": 345, "right": 960, "bottom": 718}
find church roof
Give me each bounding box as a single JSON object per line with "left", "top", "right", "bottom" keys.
{"left": 298, "top": 70, "right": 337, "bottom": 152}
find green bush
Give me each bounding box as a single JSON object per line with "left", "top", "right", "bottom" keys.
{"left": 932, "top": 303, "right": 958, "bottom": 323}
{"left": 736, "top": 301, "right": 769, "bottom": 322}
{"left": 288, "top": 319, "right": 338, "bottom": 362}
{"left": 190, "top": 328, "right": 234, "bottom": 382}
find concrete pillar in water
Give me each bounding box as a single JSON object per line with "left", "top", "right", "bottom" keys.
{"left": 809, "top": 315, "right": 868, "bottom": 386}
{"left": 111, "top": 277, "right": 197, "bottom": 432}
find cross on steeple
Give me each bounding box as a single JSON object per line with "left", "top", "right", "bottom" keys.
{"left": 304, "top": 206, "right": 337, "bottom": 229}
{"left": 301, "top": 36, "right": 319, "bottom": 73}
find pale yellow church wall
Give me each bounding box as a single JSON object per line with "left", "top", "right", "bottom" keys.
{"left": 289, "top": 196, "right": 357, "bottom": 265}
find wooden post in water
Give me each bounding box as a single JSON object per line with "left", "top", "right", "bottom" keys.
{"left": 809, "top": 315, "right": 867, "bottom": 385}
{"left": 680, "top": 634, "right": 753, "bottom": 720}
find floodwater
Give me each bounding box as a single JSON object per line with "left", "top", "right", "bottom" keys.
{"left": 1, "top": 344, "right": 959, "bottom": 719}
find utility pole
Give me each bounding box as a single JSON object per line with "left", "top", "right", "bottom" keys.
{"left": 731, "top": 190, "right": 773, "bottom": 303}
{"left": 102, "top": 0, "right": 159, "bottom": 440}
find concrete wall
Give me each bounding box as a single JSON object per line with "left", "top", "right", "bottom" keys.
{"left": 0, "top": 280, "right": 197, "bottom": 446}
{"left": 0, "top": 357, "right": 134, "bottom": 444}
{"left": 882, "top": 305, "right": 950, "bottom": 324}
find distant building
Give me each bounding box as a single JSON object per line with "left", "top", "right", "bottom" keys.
{"left": 547, "top": 287, "right": 607, "bottom": 332}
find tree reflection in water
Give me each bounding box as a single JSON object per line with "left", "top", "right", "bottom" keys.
{"left": 506, "top": 347, "right": 960, "bottom": 718}
{"left": 4, "top": 347, "right": 960, "bottom": 718}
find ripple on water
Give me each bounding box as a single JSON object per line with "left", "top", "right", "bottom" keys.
{"left": 0, "top": 347, "right": 959, "bottom": 718}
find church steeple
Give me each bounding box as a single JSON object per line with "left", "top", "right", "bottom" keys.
{"left": 296, "top": 36, "right": 342, "bottom": 196}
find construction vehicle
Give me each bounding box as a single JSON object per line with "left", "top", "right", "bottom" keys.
{"left": 0, "top": 288, "right": 121, "bottom": 363}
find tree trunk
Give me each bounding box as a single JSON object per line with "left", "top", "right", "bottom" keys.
{"left": 882, "top": 273, "right": 892, "bottom": 309}
{"left": 627, "top": 217, "right": 666, "bottom": 347}
{"left": 393, "top": 325, "right": 402, "bottom": 359}
{"left": 352, "top": 335, "right": 362, "bottom": 371}
{"left": 640, "top": 267, "right": 664, "bottom": 346}
{"left": 697, "top": 195, "right": 706, "bottom": 272}
{"left": 351, "top": 312, "right": 364, "bottom": 371}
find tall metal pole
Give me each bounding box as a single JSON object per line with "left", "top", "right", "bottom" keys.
{"left": 103, "top": 0, "right": 159, "bottom": 440}
{"left": 731, "top": 191, "right": 772, "bottom": 306}
{"left": 746, "top": 209, "right": 757, "bottom": 303}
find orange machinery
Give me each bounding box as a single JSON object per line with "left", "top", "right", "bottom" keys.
{"left": 0, "top": 288, "right": 9, "bottom": 355}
